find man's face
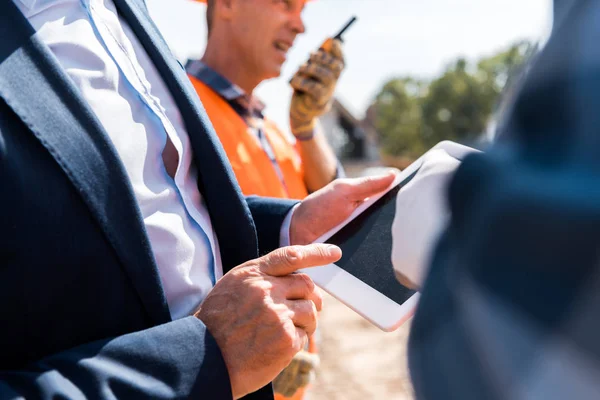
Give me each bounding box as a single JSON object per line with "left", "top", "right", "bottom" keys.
{"left": 228, "top": 0, "right": 306, "bottom": 81}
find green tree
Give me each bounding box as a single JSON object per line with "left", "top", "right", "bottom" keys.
{"left": 373, "top": 40, "right": 534, "bottom": 159}
{"left": 421, "top": 57, "right": 497, "bottom": 149}
{"left": 374, "top": 78, "right": 426, "bottom": 158}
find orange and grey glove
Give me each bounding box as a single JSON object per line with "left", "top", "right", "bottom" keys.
{"left": 289, "top": 39, "right": 345, "bottom": 140}
{"left": 272, "top": 350, "right": 320, "bottom": 397}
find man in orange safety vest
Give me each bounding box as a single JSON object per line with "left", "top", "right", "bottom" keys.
{"left": 186, "top": 0, "right": 347, "bottom": 398}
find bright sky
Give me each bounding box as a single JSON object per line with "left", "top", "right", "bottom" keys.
{"left": 146, "top": 0, "right": 553, "bottom": 133}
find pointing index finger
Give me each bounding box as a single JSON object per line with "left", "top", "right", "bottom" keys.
{"left": 259, "top": 244, "right": 342, "bottom": 277}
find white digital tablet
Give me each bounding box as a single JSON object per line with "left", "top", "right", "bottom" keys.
{"left": 301, "top": 141, "right": 479, "bottom": 331}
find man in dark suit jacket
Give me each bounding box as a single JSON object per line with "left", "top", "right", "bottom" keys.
{"left": 409, "top": 0, "right": 600, "bottom": 398}
{"left": 0, "top": 0, "right": 395, "bottom": 398}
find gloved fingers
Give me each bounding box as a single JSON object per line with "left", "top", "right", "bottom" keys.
{"left": 309, "top": 50, "right": 344, "bottom": 77}
{"left": 296, "top": 62, "right": 337, "bottom": 87}
{"left": 290, "top": 76, "right": 328, "bottom": 104}
{"left": 289, "top": 102, "right": 314, "bottom": 123}
{"left": 289, "top": 105, "right": 315, "bottom": 134}
{"left": 290, "top": 74, "right": 321, "bottom": 97}
{"left": 294, "top": 371, "right": 311, "bottom": 393}
{"left": 289, "top": 73, "right": 308, "bottom": 92}
{"left": 273, "top": 350, "right": 317, "bottom": 397}
{"left": 328, "top": 38, "right": 345, "bottom": 62}
{"left": 286, "top": 353, "right": 303, "bottom": 376}
{"left": 294, "top": 351, "right": 319, "bottom": 373}
{"left": 310, "top": 47, "right": 344, "bottom": 66}
{"left": 290, "top": 94, "right": 330, "bottom": 123}
{"left": 273, "top": 364, "right": 298, "bottom": 396}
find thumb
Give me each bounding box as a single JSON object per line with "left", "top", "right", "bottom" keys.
{"left": 259, "top": 244, "right": 342, "bottom": 277}
{"left": 344, "top": 171, "right": 397, "bottom": 201}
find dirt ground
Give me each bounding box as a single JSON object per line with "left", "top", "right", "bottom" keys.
{"left": 306, "top": 293, "right": 415, "bottom": 400}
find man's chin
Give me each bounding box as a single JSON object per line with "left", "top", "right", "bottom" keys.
{"left": 262, "top": 66, "right": 284, "bottom": 81}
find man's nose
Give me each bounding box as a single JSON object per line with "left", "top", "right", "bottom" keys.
{"left": 290, "top": 13, "right": 306, "bottom": 35}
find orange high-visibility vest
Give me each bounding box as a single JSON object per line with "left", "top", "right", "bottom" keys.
{"left": 189, "top": 75, "right": 308, "bottom": 200}
{"left": 190, "top": 74, "right": 315, "bottom": 400}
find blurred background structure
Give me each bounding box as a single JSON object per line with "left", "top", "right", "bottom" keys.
{"left": 146, "top": 0, "right": 553, "bottom": 397}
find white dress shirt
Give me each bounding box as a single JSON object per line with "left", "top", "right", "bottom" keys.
{"left": 13, "top": 0, "right": 225, "bottom": 319}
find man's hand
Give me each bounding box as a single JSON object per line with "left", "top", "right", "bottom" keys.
{"left": 195, "top": 244, "right": 341, "bottom": 399}
{"left": 290, "top": 172, "right": 397, "bottom": 245}
{"left": 289, "top": 39, "right": 345, "bottom": 139}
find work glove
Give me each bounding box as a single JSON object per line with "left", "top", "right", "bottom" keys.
{"left": 273, "top": 350, "right": 320, "bottom": 397}
{"left": 289, "top": 39, "right": 345, "bottom": 140}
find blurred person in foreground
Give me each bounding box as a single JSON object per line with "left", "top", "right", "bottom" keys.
{"left": 186, "top": 0, "right": 346, "bottom": 397}
{"left": 405, "top": 0, "right": 600, "bottom": 398}
{"left": 0, "top": 0, "right": 397, "bottom": 399}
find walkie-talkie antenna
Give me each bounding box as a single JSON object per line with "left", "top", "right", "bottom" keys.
{"left": 333, "top": 16, "right": 357, "bottom": 42}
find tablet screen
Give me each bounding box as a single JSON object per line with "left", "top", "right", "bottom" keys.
{"left": 324, "top": 173, "right": 419, "bottom": 305}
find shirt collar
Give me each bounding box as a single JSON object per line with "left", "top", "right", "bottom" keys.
{"left": 186, "top": 59, "right": 265, "bottom": 118}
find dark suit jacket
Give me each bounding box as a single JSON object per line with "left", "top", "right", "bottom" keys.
{"left": 0, "top": 0, "right": 293, "bottom": 398}
{"left": 409, "top": 0, "right": 600, "bottom": 398}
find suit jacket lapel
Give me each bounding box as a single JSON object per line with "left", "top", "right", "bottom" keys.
{"left": 0, "top": 1, "right": 171, "bottom": 325}
{"left": 113, "top": 0, "right": 260, "bottom": 272}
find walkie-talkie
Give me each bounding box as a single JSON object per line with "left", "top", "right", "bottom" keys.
{"left": 291, "top": 16, "right": 357, "bottom": 92}
{"left": 320, "top": 16, "right": 357, "bottom": 52}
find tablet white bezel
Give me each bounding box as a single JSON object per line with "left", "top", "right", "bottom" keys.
{"left": 300, "top": 141, "right": 478, "bottom": 331}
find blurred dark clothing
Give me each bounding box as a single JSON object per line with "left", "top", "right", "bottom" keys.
{"left": 409, "top": 0, "right": 600, "bottom": 399}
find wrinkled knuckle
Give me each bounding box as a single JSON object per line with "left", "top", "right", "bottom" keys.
{"left": 284, "top": 246, "right": 304, "bottom": 265}
{"left": 297, "top": 273, "right": 315, "bottom": 293}
{"left": 258, "top": 256, "right": 274, "bottom": 273}
{"left": 315, "top": 244, "right": 331, "bottom": 260}
{"left": 290, "top": 275, "right": 312, "bottom": 299}
{"left": 303, "top": 305, "right": 318, "bottom": 334}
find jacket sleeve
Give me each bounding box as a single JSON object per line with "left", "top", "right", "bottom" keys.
{"left": 0, "top": 317, "right": 232, "bottom": 399}
{"left": 245, "top": 196, "right": 298, "bottom": 255}
{"left": 409, "top": 1, "right": 600, "bottom": 398}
